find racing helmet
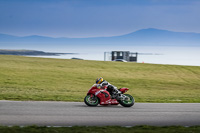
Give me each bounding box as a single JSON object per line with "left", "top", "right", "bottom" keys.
{"left": 96, "top": 77, "right": 103, "bottom": 84}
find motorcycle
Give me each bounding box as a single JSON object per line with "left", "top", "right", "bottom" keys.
{"left": 84, "top": 84, "right": 135, "bottom": 107}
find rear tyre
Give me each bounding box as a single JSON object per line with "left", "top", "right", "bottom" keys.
{"left": 118, "top": 94, "right": 134, "bottom": 107}
{"left": 84, "top": 95, "right": 99, "bottom": 106}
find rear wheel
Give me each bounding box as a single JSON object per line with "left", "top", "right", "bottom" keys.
{"left": 118, "top": 94, "right": 134, "bottom": 107}
{"left": 84, "top": 95, "right": 99, "bottom": 106}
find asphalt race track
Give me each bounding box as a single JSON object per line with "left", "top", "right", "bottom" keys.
{"left": 0, "top": 101, "right": 200, "bottom": 126}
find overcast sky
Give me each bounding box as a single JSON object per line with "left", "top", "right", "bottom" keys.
{"left": 0, "top": 0, "right": 200, "bottom": 38}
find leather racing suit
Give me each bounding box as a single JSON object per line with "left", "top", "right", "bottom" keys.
{"left": 96, "top": 80, "right": 119, "bottom": 97}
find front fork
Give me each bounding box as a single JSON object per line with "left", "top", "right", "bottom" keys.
{"left": 90, "top": 94, "right": 96, "bottom": 100}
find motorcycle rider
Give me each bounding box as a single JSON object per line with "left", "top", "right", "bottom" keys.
{"left": 96, "top": 77, "right": 120, "bottom": 97}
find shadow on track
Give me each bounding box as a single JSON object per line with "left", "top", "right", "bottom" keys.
{"left": 74, "top": 104, "right": 124, "bottom": 108}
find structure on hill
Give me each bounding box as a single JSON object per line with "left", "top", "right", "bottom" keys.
{"left": 104, "top": 51, "right": 138, "bottom": 62}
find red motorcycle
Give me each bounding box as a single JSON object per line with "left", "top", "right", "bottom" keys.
{"left": 84, "top": 84, "right": 135, "bottom": 107}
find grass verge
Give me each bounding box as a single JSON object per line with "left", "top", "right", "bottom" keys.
{"left": 0, "top": 55, "right": 200, "bottom": 102}
{"left": 0, "top": 126, "right": 200, "bottom": 133}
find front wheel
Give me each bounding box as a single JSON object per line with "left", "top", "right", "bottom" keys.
{"left": 84, "top": 95, "right": 99, "bottom": 106}
{"left": 118, "top": 94, "right": 135, "bottom": 107}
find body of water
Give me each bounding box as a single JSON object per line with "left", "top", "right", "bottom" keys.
{"left": 29, "top": 46, "right": 200, "bottom": 66}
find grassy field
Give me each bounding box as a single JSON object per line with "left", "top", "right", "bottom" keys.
{"left": 0, "top": 126, "right": 200, "bottom": 133}
{"left": 0, "top": 55, "right": 200, "bottom": 102}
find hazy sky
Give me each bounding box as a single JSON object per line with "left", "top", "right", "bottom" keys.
{"left": 0, "top": 0, "right": 200, "bottom": 38}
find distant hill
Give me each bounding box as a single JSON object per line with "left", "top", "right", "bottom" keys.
{"left": 0, "top": 28, "right": 200, "bottom": 47}
{"left": 0, "top": 49, "right": 74, "bottom": 56}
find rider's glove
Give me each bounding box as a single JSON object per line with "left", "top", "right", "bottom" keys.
{"left": 97, "top": 84, "right": 101, "bottom": 89}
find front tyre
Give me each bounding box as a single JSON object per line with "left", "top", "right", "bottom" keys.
{"left": 84, "top": 95, "right": 99, "bottom": 106}
{"left": 118, "top": 94, "right": 134, "bottom": 107}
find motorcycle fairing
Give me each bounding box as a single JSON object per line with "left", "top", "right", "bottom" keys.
{"left": 95, "top": 90, "right": 110, "bottom": 104}
{"left": 100, "top": 99, "right": 119, "bottom": 105}
{"left": 87, "top": 85, "right": 119, "bottom": 105}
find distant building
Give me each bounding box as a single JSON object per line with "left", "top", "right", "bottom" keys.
{"left": 104, "top": 51, "right": 138, "bottom": 62}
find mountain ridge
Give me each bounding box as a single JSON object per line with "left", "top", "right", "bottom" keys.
{"left": 1, "top": 28, "right": 200, "bottom": 38}
{"left": 0, "top": 28, "right": 200, "bottom": 46}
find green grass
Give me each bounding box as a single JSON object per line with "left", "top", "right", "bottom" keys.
{"left": 0, "top": 55, "right": 200, "bottom": 102}
{"left": 0, "top": 126, "right": 200, "bottom": 133}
